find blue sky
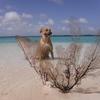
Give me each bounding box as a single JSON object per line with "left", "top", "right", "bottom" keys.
{"left": 0, "top": 0, "right": 100, "bottom": 36}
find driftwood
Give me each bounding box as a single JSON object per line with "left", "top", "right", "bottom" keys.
{"left": 16, "top": 36, "right": 100, "bottom": 93}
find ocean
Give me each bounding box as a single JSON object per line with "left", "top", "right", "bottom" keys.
{"left": 0, "top": 35, "right": 99, "bottom": 43}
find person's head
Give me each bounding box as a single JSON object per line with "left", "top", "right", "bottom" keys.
{"left": 40, "top": 27, "right": 52, "bottom": 39}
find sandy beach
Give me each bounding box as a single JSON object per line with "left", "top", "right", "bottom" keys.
{"left": 0, "top": 42, "right": 100, "bottom": 100}
{"left": 0, "top": 0, "right": 99, "bottom": 99}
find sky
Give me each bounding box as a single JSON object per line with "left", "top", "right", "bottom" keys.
{"left": 0, "top": 0, "right": 100, "bottom": 36}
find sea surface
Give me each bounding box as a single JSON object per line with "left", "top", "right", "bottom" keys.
{"left": 0, "top": 35, "right": 99, "bottom": 43}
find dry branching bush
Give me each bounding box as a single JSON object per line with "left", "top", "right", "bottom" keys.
{"left": 16, "top": 17, "right": 100, "bottom": 93}
{"left": 31, "top": 42, "right": 100, "bottom": 93}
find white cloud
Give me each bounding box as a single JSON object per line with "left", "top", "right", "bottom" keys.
{"left": 62, "top": 19, "right": 70, "bottom": 24}
{"left": 48, "top": 0, "right": 64, "bottom": 4}
{"left": 88, "top": 27, "right": 95, "bottom": 31}
{"left": 79, "top": 18, "right": 88, "bottom": 23}
{"left": 7, "top": 27, "right": 13, "bottom": 31}
{"left": 22, "top": 13, "right": 33, "bottom": 19}
{"left": 38, "top": 22, "right": 45, "bottom": 27}
{"left": 61, "top": 18, "right": 97, "bottom": 35}
{"left": 0, "top": 11, "right": 56, "bottom": 36}
{"left": 46, "top": 19, "right": 54, "bottom": 25}
{"left": 62, "top": 18, "right": 88, "bottom": 25}
{"left": 4, "top": 11, "right": 21, "bottom": 22}
{"left": 40, "top": 13, "right": 48, "bottom": 19}
{"left": 38, "top": 18, "right": 54, "bottom": 27}
{"left": 0, "top": 16, "right": 3, "bottom": 20}
{"left": 62, "top": 26, "right": 67, "bottom": 31}
{"left": 0, "top": 11, "right": 35, "bottom": 36}
{"left": 39, "top": 13, "right": 54, "bottom": 26}
{"left": 84, "top": 27, "right": 96, "bottom": 35}
{"left": 0, "top": 12, "right": 94, "bottom": 36}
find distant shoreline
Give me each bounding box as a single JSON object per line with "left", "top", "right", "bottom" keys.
{"left": 0, "top": 35, "right": 99, "bottom": 38}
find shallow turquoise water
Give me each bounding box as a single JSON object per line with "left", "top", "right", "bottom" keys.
{"left": 0, "top": 36, "right": 99, "bottom": 43}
